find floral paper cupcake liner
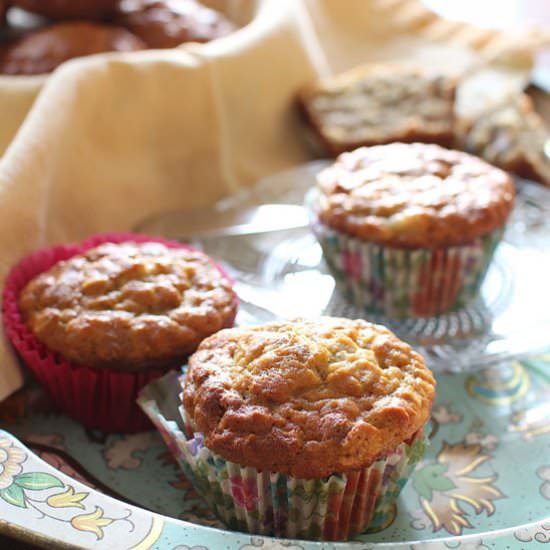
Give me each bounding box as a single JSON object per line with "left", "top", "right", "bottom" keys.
{"left": 306, "top": 192, "right": 503, "bottom": 319}
{"left": 2, "top": 232, "right": 236, "bottom": 434}
{"left": 138, "top": 371, "right": 429, "bottom": 541}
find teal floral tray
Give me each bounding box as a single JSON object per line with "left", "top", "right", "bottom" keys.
{"left": 1, "top": 353, "right": 550, "bottom": 548}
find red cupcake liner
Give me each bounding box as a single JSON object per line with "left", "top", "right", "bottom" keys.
{"left": 2, "top": 232, "right": 237, "bottom": 433}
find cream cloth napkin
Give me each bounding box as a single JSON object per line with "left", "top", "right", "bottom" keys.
{"left": 0, "top": 0, "right": 544, "bottom": 400}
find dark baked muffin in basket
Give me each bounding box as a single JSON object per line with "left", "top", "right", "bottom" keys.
{"left": 114, "top": 0, "right": 236, "bottom": 49}
{"left": 307, "top": 142, "right": 515, "bottom": 318}
{"left": 1, "top": 21, "right": 146, "bottom": 75}
{"left": 3, "top": 233, "right": 237, "bottom": 432}
{"left": 11, "top": 0, "right": 120, "bottom": 20}
{"left": 140, "top": 317, "right": 436, "bottom": 540}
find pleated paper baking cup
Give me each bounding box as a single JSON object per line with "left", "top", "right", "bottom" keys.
{"left": 309, "top": 212, "right": 503, "bottom": 319}
{"left": 138, "top": 371, "right": 429, "bottom": 541}
{"left": 2, "top": 232, "right": 236, "bottom": 434}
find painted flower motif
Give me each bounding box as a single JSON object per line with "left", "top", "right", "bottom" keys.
{"left": 231, "top": 476, "right": 259, "bottom": 512}
{"left": 0, "top": 436, "right": 26, "bottom": 490}
{"left": 103, "top": 432, "right": 159, "bottom": 470}
{"left": 70, "top": 506, "right": 114, "bottom": 540}
{"left": 464, "top": 432, "right": 499, "bottom": 451}
{"left": 412, "top": 442, "right": 504, "bottom": 536}
{"left": 47, "top": 485, "right": 88, "bottom": 509}
{"left": 431, "top": 405, "right": 463, "bottom": 425}
{"left": 343, "top": 250, "right": 362, "bottom": 281}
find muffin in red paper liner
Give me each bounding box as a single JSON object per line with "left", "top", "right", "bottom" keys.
{"left": 2, "top": 232, "right": 238, "bottom": 433}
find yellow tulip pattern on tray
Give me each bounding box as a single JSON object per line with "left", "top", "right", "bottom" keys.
{"left": 413, "top": 442, "right": 504, "bottom": 536}
{"left": 0, "top": 433, "right": 164, "bottom": 548}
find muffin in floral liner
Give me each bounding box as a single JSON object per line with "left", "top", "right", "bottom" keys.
{"left": 139, "top": 317, "right": 435, "bottom": 540}
{"left": 2, "top": 232, "right": 238, "bottom": 433}
{"left": 309, "top": 142, "right": 516, "bottom": 319}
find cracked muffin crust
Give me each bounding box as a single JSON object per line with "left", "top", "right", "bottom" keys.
{"left": 1, "top": 21, "right": 145, "bottom": 75}
{"left": 12, "top": 0, "right": 120, "bottom": 20}
{"left": 298, "top": 63, "right": 457, "bottom": 156}
{"left": 183, "top": 317, "right": 435, "bottom": 479}
{"left": 114, "top": 0, "right": 236, "bottom": 49}
{"left": 18, "top": 241, "right": 237, "bottom": 371}
{"left": 316, "top": 142, "right": 515, "bottom": 249}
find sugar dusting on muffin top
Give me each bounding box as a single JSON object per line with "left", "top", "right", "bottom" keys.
{"left": 317, "top": 142, "right": 515, "bottom": 248}
{"left": 18, "top": 241, "right": 237, "bottom": 371}
{"left": 184, "top": 317, "right": 435, "bottom": 478}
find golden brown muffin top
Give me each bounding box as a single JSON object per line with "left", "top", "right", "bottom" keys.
{"left": 183, "top": 317, "right": 435, "bottom": 478}
{"left": 115, "top": 0, "right": 236, "bottom": 49}
{"left": 316, "top": 143, "right": 515, "bottom": 248}
{"left": 1, "top": 21, "right": 145, "bottom": 75}
{"left": 12, "top": 0, "right": 120, "bottom": 20}
{"left": 19, "top": 242, "right": 237, "bottom": 371}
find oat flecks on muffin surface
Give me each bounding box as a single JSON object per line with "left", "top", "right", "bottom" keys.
{"left": 184, "top": 317, "right": 435, "bottom": 479}
{"left": 317, "top": 142, "right": 515, "bottom": 249}
{"left": 18, "top": 242, "right": 237, "bottom": 370}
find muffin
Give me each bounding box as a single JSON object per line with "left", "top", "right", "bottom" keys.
{"left": 3, "top": 233, "right": 238, "bottom": 432}
{"left": 114, "top": 0, "right": 236, "bottom": 49}
{"left": 11, "top": 0, "right": 120, "bottom": 20}
{"left": 1, "top": 21, "right": 145, "bottom": 75}
{"left": 298, "top": 63, "right": 457, "bottom": 156}
{"left": 308, "top": 142, "right": 515, "bottom": 318}
{"left": 140, "top": 317, "right": 436, "bottom": 540}
{"left": 462, "top": 93, "right": 550, "bottom": 187}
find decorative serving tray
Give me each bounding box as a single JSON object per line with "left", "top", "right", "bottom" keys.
{"left": 1, "top": 353, "right": 550, "bottom": 549}
{"left": 1, "top": 162, "right": 550, "bottom": 549}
